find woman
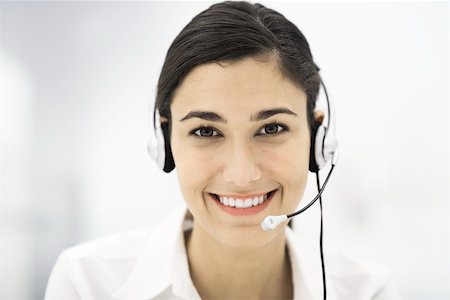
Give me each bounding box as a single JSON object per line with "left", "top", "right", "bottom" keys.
{"left": 45, "top": 1, "right": 400, "bottom": 299}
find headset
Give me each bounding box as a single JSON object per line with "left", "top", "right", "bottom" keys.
{"left": 147, "top": 67, "right": 338, "bottom": 300}
{"left": 147, "top": 74, "right": 338, "bottom": 175}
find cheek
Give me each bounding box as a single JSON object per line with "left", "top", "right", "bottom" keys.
{"left": 171, "top": 128, "right": 310, "bottom": 187}
{"left": 171, "top": 137, "right": 218, "bottom": 202}
{"left": 173, "top": 144, "right": 219, "bottom": 178}
{"left": 260, "top": 135, "right": 310, "bottom": 207}
{"left": 261, "top": 134, "right": 310, "bottom": 176}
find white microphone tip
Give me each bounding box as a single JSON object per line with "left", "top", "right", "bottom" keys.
{"left": 260, "top": 215, "right": 288, "bottom": 231}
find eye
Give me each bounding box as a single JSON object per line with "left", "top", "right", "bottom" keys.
{"left": 189, "top": 123, "right": 288, "bottom": 139}
{"left": 190, "top": 126, "right": 221, "bottom": 138}
{"left": 257, "top": 123, "right": 288, "bottom": 136}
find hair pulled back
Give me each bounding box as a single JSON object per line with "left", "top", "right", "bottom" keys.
{"left": 155, "top": 0, "right": 321, "bottom": 136}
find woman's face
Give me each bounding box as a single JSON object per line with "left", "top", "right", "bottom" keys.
{"left": 170, "top": 57, "right": 311, "bottom": 249}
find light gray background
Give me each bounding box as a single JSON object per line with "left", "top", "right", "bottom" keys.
{"left": 0, "top": 1, "right": 448, "bottom": 299}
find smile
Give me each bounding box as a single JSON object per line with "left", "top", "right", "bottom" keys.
{"left": 209, "top": 189, "right": 278, "bottom": 216}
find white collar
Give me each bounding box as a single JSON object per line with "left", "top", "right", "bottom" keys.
{"left": 112, "top": 203, "right": 336, "bottom": 300}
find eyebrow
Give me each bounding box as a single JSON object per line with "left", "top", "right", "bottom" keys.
{"left": 179, "top": 107, "right": 298, "bottom": 123}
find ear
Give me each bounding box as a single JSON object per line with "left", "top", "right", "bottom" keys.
{"left": 160, "top": 116, "right": 169, "bottom": 123}
{"left": 314, "top": 110, "right": 325, "bottom": 125}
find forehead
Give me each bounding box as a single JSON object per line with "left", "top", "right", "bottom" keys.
{"left": 171, "top": 57, "right": 306, "bottom": 116}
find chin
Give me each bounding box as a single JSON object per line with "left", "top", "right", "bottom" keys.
{"left": 213, "top": 222, "right": 286, "bottom": 250}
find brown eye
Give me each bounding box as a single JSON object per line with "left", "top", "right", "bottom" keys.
{"left": 199, "top": 128, "right": 214, "bottom": 137}
{"left": 258, "top": 123, "right": 287, "bottom": 135}
{"left": 191, "top": 126, "right": 220, "bottom": 138}
{"left": 265, "top": 124, "right": 279, "bottom": 134}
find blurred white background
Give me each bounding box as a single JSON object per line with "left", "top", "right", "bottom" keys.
{"left": 0, "top": 1, "right": 448, "bottom": 299}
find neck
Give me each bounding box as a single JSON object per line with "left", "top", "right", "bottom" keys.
{"left": 185, "top": 222, "right": 293, "bottom": 299}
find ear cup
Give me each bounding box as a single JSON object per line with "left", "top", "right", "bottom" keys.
{"left": 309, "top": 120, "right": 321, "bottom": 172}
{"left": 147, "top": 109, "right": 166, "bottom": 170}
{"left": 314, "top": 125, "right": 328, "bottom": 170}
{"left": 147, "top": 109, "right": 175, "bottom": 172}
{"left": 160, "top": 122, "right": 175, "bottom": 173}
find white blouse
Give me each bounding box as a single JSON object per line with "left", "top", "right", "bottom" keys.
{"left": 45, "top": 203, "right": 401, "bottom": 300}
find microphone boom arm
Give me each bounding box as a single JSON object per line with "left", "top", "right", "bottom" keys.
{"left": 287, "top": 164, "right": 335, "bottom": 219}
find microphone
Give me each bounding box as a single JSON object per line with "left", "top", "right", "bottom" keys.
{"left": 261, "top": 215, "right": 288, "bottom": 231}
{"left": 260, "top": 161, "right": 337, "bottom": 231}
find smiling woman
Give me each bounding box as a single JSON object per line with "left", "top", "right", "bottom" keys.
{"left": 170, "top": 58, "right": 310, "bottom": 253}
{"left": 44, "top": 1, "right": 401, "bottom": 300}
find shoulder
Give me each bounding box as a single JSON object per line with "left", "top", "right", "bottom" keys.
{"left": 326, "top": 249, "right": 390, "bottom": 279}
{"left": 45, "top": 228, "right": 152, "bottom": 300}
{"left": 62, "top": 228, "right": 150, "bottom": 260}
{"left": 45, "top": 204, "right": 189, "bottom": 300}
{"left": 325, "top": 250, "right": 401, "bottom": 299}
{"left": 326, "top": 249, "right": 390, "bottom": 284}
{"left": 285, "top": 229, "right": 401, "bottom": 299}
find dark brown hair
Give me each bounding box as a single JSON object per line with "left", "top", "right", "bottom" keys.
{"left": 154, "top": 1, "right": 322, "bottom": 175}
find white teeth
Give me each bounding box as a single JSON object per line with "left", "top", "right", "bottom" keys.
{"left": 217, "top": 192, "right": 273, "bottom": 208}
{"left": 235, "top": 199, "right": 243, "bottom": 208}
{"left": 244, "top": 199, "right": 252, "bottom": 208}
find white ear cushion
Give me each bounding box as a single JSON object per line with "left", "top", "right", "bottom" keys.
{"left": 314, "top": 124, "right": 339, "bottom": 170}
{"left": 314, "top": 125, "right": 327, "bottom": 170}
{"left": 147, "top": 110, "right": 166, "bottom": 170}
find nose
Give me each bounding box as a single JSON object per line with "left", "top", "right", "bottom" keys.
{"left": 222, "top": 140, "right": 262, "bottom": 186}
